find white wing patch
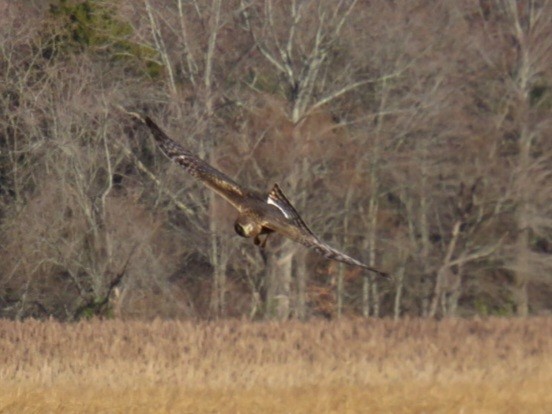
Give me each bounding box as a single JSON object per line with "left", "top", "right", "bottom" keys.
{"left": 267, "top": 196, "right": 292, "bottom": 218}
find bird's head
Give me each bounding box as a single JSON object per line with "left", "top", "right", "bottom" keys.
{"left": 234, "top": 215, "right": 262, "bottom": 238}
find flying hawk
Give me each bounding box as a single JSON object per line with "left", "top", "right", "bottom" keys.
{"left": 128, "top": 112, "right": 388, "bottom": 278}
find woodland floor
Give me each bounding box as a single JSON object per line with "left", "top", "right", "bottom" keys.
{"left": 0, "top": 317, "right": 551, "bottom": 413}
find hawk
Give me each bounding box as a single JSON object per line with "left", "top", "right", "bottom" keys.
{"left": 128, "top": 112, "right": 388, "bottom": 278}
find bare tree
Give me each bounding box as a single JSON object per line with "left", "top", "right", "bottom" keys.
{"left": 136, "top": 0, "right": 251, "bottom": 317}
{"left": 2, "top": 0, "right": 551, "bottom": 320}
{"left": 470, "top": 0, "right": 552, "bottom": 315}
{"left": 238, "top": 0, "right": 393, "bottom": 318}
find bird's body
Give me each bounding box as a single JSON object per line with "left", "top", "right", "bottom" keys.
{"left": 131, "top": 112, "right": 388, "bottom": 278}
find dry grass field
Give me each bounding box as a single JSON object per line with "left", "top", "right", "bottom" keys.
{"left": 0, "top": 317, "right": 551, "bottom": 413}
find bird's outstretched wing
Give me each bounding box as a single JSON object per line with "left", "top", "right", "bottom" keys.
{"left": 117, "top": 107, "right": 388, "bottom": 278}
{"left": 262, "top": 185, "right": 389, "bottom": 279}
{"left": 134, "top": 113, "right": 254, "bottom": 211}
{"left": 267, "top": 183, "right": 312, "bottom": 233}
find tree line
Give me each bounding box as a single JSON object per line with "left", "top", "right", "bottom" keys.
{"left": 0, "top": 0, "right": 550, "bottom": 320}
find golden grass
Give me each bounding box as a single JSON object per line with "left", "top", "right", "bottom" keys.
{"left": 1, "top": 317, "right": 551, "bottom": 413}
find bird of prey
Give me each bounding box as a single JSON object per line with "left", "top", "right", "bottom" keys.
{"left": 127, "top": 112, "right": 388, "bottom": 278}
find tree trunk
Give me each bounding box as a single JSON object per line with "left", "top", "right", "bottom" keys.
{"left": 265, "top": 243, "right": 293, "bottom": 320}
{"left": 419, "top": 143, "right": 431, "bottom": 317}
{"left": 209, "top": 225, "right": 229, "bottom": 318}
{"left": 336, "top": 264, "right": 344, "bottom": 318}
{"left": 362, "top": 276, "right": 370, "bottom": 318}
{"left": 294, "top": 249, "right": 308, "bottom": 320}
{"left": 446, "top": 265, "right": 463, "bottom": 317}
{"left": 393, "top": 264, "right": 405, "bottom": 320}
{"left": 513, "top": 227, "right": 530, "bottom": 316}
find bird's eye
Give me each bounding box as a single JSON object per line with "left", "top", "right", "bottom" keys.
{"left": 234, "top": 222, "right": 246, "bottom": 237}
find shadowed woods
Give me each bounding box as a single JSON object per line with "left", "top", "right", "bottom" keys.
{"left": 0, "top": 1, "right": 551, "bottom": 320}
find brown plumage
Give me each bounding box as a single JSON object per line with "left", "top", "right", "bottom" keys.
{"left": 131, "top": 112, "right": 388, "bottom": 279}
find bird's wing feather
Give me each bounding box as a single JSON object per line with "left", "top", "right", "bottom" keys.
{"left": 266, "top": 183, "right": 313, "bottom": 234}
{"left": 261, "top": 187, "right": 389, "bottom": 278}
{"left": 120, "top": 108, "right": 389, "bottom": 278}
{"left": 304, "top": 237, "right": 389, "bottom": 278}
{"left": 142, "top": 116, "right": 252, "bottom": 211}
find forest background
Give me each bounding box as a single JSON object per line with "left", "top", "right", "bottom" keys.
{"left": 0, "top": 0, "right": 551, "bottom": 321}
